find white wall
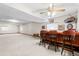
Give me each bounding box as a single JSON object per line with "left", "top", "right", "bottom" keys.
{"left": 20, "top": 22, "right": 43, "bottom": 35}
{"left": 0, "top": 22, "right": 19, "bottom": 34}
{"left": 20, "top": 23, "right": 32, "bottom": 35}
{"left": 31, "top": 22, "right": 43, "bottom": 34}
{"left": 77, "top": 10, "right": 79, "bottom": 31}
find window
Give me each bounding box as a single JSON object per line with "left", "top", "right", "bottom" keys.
{"left": 1, "top": 27, "right": 8, "bottom": 31}
{"left": 47, "top": 23, "right": 58, "bottom": 30}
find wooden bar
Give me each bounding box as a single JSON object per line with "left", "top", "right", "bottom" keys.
{"left": 46, "top": 31, "right": 79, "bottom": 47}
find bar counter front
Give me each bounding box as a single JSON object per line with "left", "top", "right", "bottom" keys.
{"left": 40, "top": 30, "right": 79, "bottom": 52}
{"left": 57, "top": 32, "right": 79, "bottom": 47}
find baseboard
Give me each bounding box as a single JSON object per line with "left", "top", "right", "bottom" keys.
{"left": 0, "top": 33, "right": 20, "bottom": 35}
{"left": 0, "top": 33, "right": 33, "bottom": 36}
{"left": 21, "top": 33, "right": 33, "bottom": 36}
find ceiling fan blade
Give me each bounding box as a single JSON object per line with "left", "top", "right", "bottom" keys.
{"left": 55, "top": 9, "right": 65, "bottom": 11}
{"left": 40, "top": 9, "right": 48, "bottom": 14}
{"left": 54, "top": 9, "right": 65, "bottom": 12}
{"left": 48, "top": 7, "right": 65, "bottom": 12}
{"left": 40, "top": 11, "right": 47, "bottom": 14}
{"left": 49, "top": 9, "right": 65, "bottom": 12}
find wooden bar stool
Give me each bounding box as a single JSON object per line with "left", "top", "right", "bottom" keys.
{"left": 47, "top": 30, "right": 58, "bottom": 52}
{"left": 61, "top": 31, "right": 75, "bottom": 56}
{"left": 39, "top": 30, "right": 48, "bottom": 47}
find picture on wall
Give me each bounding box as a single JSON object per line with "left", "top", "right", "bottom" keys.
{"left": 64, "top": 16, "right": 77, "bottom": 23}
{"left": 58, "top": 24, "right": 65, "bottom": 30}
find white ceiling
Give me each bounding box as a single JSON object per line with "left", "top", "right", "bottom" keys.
{"left": 0, "top": 3, "right": 45, "bottom": 24}
{"left": 0, "top": 3, "right": 79, "bottom": 24}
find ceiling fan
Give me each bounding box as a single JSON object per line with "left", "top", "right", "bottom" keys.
{"left": 39, "top": 4, "right": 65, "bottom": 14}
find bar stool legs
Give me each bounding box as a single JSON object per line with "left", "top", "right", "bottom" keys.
{"left": 61, "top": 44, "right": 64, "bottom": 55}
{"left": 61, "top": 44, "right": 74, "bottom": 56}
{"left": 47, "top": 42, "right": 57, "bottom": 52}
{"left": 71, "top": 45, "right": 74, "bottom": 56}
{"left": 54, "top": 42, "right": 57, "bottom": 52}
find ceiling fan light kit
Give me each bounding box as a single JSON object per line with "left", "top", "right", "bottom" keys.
{"left": 48, "top": 18, "right": 54, "bottom": 23}
{"left": 48, "top": 3, "right": 65, "bottom": 23}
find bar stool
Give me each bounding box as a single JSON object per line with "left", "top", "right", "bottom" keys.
{"left": 61, "top": 31, "right": 75, "bottom": 56}
{"left": 47, "top": 30, "right": 58, "bottom": 52}
{"left": 39, "top": 30, "right": 48, "bottom": 47}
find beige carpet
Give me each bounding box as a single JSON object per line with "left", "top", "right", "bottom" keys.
{"left": 0, "top": 34, "right": 78, "bottom": 56}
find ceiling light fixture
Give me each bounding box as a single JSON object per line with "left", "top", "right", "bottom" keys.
{"left": 48, "top": 3, "right": 55, "bottom": 23}
{"left": 8, "top": 19, "right": 19, "bottom": 23}
{"left": 38, "top": 3, "right": 65, "bottom": 23}
{"left": 48, "top": 11, "right": 56, "bottom": 18}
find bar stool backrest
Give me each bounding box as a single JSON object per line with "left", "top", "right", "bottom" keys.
{"left": 48, "top": 30, "right": 57, "bottom": 39}
{"left": 63, "top": 31, "right": 76, "bottom": 44}
{"left": 40, "top": 30, "right": 47, "bottom": 39}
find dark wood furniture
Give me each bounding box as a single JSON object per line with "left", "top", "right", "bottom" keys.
{"left": 47, "top": 30, "right": 58, "bottom": 52}
{"left": 56, "top": 32, "right": 79, "bottom": 47}
{"left": 39, "top": 30, "right": 48, "bottom": 46}
{"left": 33, "top": 33, "right": 39, "bottom": 37}
{"left": 39, "top": 30, "right": 79, "bottom": 54}
{"left": 61, "top": 31, "right": 75, "bottom": 56}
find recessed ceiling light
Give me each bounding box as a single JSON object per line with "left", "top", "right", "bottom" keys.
{"left": 8, "top": 19, "right": 19, "bottom": 22}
